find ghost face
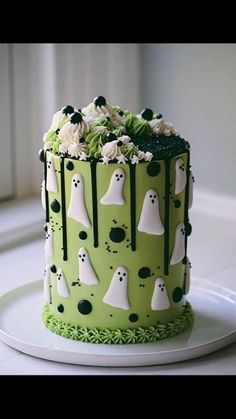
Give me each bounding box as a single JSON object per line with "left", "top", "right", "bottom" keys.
{"left": 175, "top": 158, "right": 186, "bottom": 195}
{"left": 56, "top": 268, "right": 70, "bottom": 298}
{"left": 137, "top": 188, "right": 164, "bottom": 235}
{"left": 72, "top": 173, "right": 82, "bottom": 188}
{"left": 151, "top": 277, "right": 170, "bottom": 311}
{"left": 103, "top": 266, "right": 130, "bottom": 310}
{"left": 44, "top": 227, "right": 54, "bottom": 263}
{"left": 100, "top": 168, "right": 125, "bottom": 205}
{"left": 46, "top": 156, "right": 58, "bottom": 193}
{"left": 78, "top": 247, "right": 99, "bottom": 285}
{"left": 170, "top": 222, "right": 185, "bottom": 265}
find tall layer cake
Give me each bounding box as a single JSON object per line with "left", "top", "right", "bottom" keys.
{"left": 39, "top": 96, "right": 194, "bottom": 344}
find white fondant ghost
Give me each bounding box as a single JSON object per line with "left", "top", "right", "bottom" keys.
{"left": 56, "top": 268, "right": 70, "bottom": 298}
{"left": 41, "top": 180, "right": 46, "bottom": 210}
{"left": 43, "top": 264, "right": 51, "bottom": 304}
{"left": 103, "top": 266, "right": 130, "bottom": 310}
{"left": 44, "top": 227, "right": 54, "bottom": 263}
{"left": 175, "top": 158, "right": 186, "bottom": 195}
{"left": 137, "top": 189, "right": 164, "bottom": 235}
{"left": 188, "top": 172, "right": 194, "bottom": 209}
{"left": 68, "top": 173, "right": 91, "bottom": 228}
{"left": 151, "top": 278, "right": 170, "bottom": 311}
{"left": 46, "top": 156, "right": 58, "bottom": 193}
{"left": 78, "top": 247, "right": 99, "bottom": 285}
{"left": 100, "top": 168, "right": 125, "bottom": 205}
{"left": 184, "top": 257, "right": 191, "bottom": 295}
{"left": 170, "top": 222, "right": 185, "bottom": 265}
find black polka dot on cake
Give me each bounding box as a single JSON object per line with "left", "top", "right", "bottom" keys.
{"left": 129, "top": 313, "right": 139, "bottom": 323}
{"left": 66, "top": 161, "right": 74, "bottom": 171}
{"left": 79, "top": 231, "right": 87, "bottom": 240}
{"left": 78, "top": 300, "right": 92, "bottom": 315}
{"left": 147, "top": 162, "right": 161, "bottom": 177}
{"left": 174, "top": 200, "right": 181, "bottom": 208}
{"left": 185, "top": 222, "right": 192, "bottom": 236}
{"left": 50, "top": 265, "right": 57, "bottom": 273}
{"left": 138, "top": 267, "right": 151, "bottom": 279}
{"left": 172, "top": 287, "right": 183, "bottom": 303}
{"left": 109, "top": 227, "right": 125, "bottom": 243}
{"left": 94, "top": 96, "right": 106, "bottom": 107}
{"left": 38, "top": 148, "right": 45, "bottom": 162}
{"left": 51, "top": 199, "right": 60, "bottom": 213}
{"left": 57, "top": 304, "right": 64, "bottom": 313}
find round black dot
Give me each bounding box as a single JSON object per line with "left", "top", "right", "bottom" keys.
{"left": 80, "top": 137, "right": 85, "bottom": 144}
{"left": 79, "top": 231, "right": 87, "bottom": 240}
{"left": 94, "top": 95, "right": 106, "bottom": 107}
{"left": 44, "top": 224, "right": 48, "bottom": 232}
{"left": 70, "top": 112, "right": 83, "bottom": 124}
{"left": 185, "top": 222, "right": 192, "bottom": 236}
{"left": 57, "top": 304, "right": 64, "bottom": 313}
{"left": 91, "top": 294, "right": 94, "bottom": 297}
{"left": 138, "top": 267, "right": 151, "bottom": 279}
{"left": 51, "top": 199, "right": 60, "bottom": 213}
{"left": 50, "top": 265, "right": 57, "bottom": 273}
{"left": 38, "top": 148, "right": 45, "bottom": 162}
{"left": 110, "top": 266, "right": 113, "bottom": 269}
{"left": 77, "top": 300, "right": 92, "bottom": 315}
{"left": 147, "top": 162, "right": 161, "bottom": 177}
{"left": 106, "top": 133, "right": 117, "bottom": 142}
{"left": 66, "top": 161, "right": 74, "bottom": 171}
{"left": 172, "top": 287, "right": 183, "bottom": 303}
{"left": 118, "top": 110, "right": 124, "bottom": 116}
{"left": 117, "top": 140, "right": 123, "bottom": 147}
{"left": 146, "top": 314, "right": 150, "bottom": 318}
{"left": 174, "top": 200, "right": 181, "bottom": 208}
{"left": 140, "top": 108, "right": 153, "bottom": 121}
{"left": 110, "top": 314, "right": 113, "bottom": 317}
{"left": 109, "top": 227, "right": 125, "bottom": 243}
{"left": 129, "top": 313, "right": 139, "bottom": 323}
{"left": 62, "top": 105, "right": 74, "bottom": 115}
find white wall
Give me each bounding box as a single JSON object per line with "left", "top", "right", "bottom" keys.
{"left": 141, "top": 44, "right": 236, "bottom": 196}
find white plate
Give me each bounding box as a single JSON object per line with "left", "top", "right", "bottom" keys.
{"left": 0, "top": 278, "right": 236, "bottom": 367}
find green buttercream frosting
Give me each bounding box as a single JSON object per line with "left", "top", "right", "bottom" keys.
{"left": 42, "top": 302, "right": 194, "bottom": 344}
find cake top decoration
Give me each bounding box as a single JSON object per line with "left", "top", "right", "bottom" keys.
{"left": 43, "top": 96, "right": 189, "bottom": 162}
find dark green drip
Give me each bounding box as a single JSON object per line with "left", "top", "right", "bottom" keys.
{"left": 184, "top": 150, "right": 190, "bottom": 258}
{"left": 129, "top": 163, "right": 136, "bottom": 251}
{"left": 60, "top": 158, "right": 68, "bottom": 261}
{"left": 90, "top": 161, "right": 98, "bottom": 248}
{"left": 164, "top": 158, "right": 171, "bottom": 276}
{"left": 44, "top": 150, "right": 49, "bottom": 222}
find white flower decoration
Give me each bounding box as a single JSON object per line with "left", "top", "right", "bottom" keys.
{"left": 68, "top": 142, "right": 86, "bottom": 158}
{"left": 144, "top": 151, "right": 153, "bottom": 161}
{"left": 131, "top": 155, "right": 140, "bottom": 164}
{"left": 101, "top": 140, "right": 122, "bottom": 160}
{"left": 101, "top": 156, "right": 110, "bottom": 165}
{"left": 79, "top": 151, "right": 88, "bottom": 161}
{"left": 118, "top": 135, "right": 131, "bottom": 145}
{"left": 44, "top": 141, "right": 52, "bottom": 151}
{"left": 117, "top": 154, "right": 128, "bottom": 164}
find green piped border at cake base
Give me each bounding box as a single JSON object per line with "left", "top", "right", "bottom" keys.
{"left": 42, "top": 303, "right": 194, "bottom": 344}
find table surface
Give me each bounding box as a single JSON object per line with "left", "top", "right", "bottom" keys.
{"left": 1, "top": 206, "right": 236, "bottom": 375}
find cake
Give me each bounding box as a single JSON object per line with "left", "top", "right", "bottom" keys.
{"left": 39, "top": 96, "right": 194, "bottom": 344}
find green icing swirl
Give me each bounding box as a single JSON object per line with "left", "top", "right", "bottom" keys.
{"left": 85, "top": 131, "right": 104, "bottom": 158}
{"left": 42, "top": 302, "right": 194, "bottom": 344}
{"left": 124, "top": 113, "right": 151, "bottom": 137}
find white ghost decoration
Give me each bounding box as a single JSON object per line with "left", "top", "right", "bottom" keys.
{"left": 175, "top": 158, "right": 186, "bottom": 195}
{"left": 137, "top": 189, "right": 164, "bottom": 235}
{"left": 100, "top": 168, "right": 125, "bottom": 205}
{"left": 78, "top": 247, "right": 99, "bottom": 285}
{"left": 184, "top": 257, "right": 191, "bottom": 295}
{"left": 46, "top": 156, "right": 58, "bottom": 193}
{"left": 103, "top": 266, "right": 130, "bottom": 310}
{"left": 41, "top": 180, "right": 46, "bottom": 210}
{"left": 188, "top": 172, "right": 194, "bottom": 209}
{"left": 56, "top": 268, "right": 70, "bottom": 298}
{"left": 43, "top": 264, "right": 51, "bottom": 304}
{"left": 151, "top": 278, "right": 170, "bottom": 310}
{"left": 68, "top": 173, "right": 91, "bottom": 228}
{"left": 170, "top": 222, "right": 185, "bottom": 265}
{"left": 44, "top": 227, "right": 54, "bottom": 263}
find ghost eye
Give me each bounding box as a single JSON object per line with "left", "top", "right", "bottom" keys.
{"left": 150, "top": 195, "right": 152, "bottom": 198}
{"left": 154, "top": 195, "right": 156, "bottom": 198}
{"left": 115, "top": 174, "right": 118, "bottom": 177}
{"left": 158, "top": 284, "right": 161, "bottom": 287}
{"left": 83, "top": 254, "right": 85, "bottom": 257}
{"left": 73, "top": 179, "right": 75, "bottom": 182}
{"left": 118, "top": 272, "right": 121, "bottom": 275}
{"left": 123, "top": 273, "right": 126, "bottom": 276}
{"left": 79, "top": 255, "right": 81, "bottom": 258}
{"left": 120, "top": 174, "right": 123, "bottom": 178}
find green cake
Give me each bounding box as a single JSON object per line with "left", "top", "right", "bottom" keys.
{"left": 39, "top": 96, "right": 194, "bottom": 344}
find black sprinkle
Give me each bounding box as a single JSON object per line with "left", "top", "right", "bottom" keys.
{"left": 133, "top": 134, "right": 189, "bottom": 160}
